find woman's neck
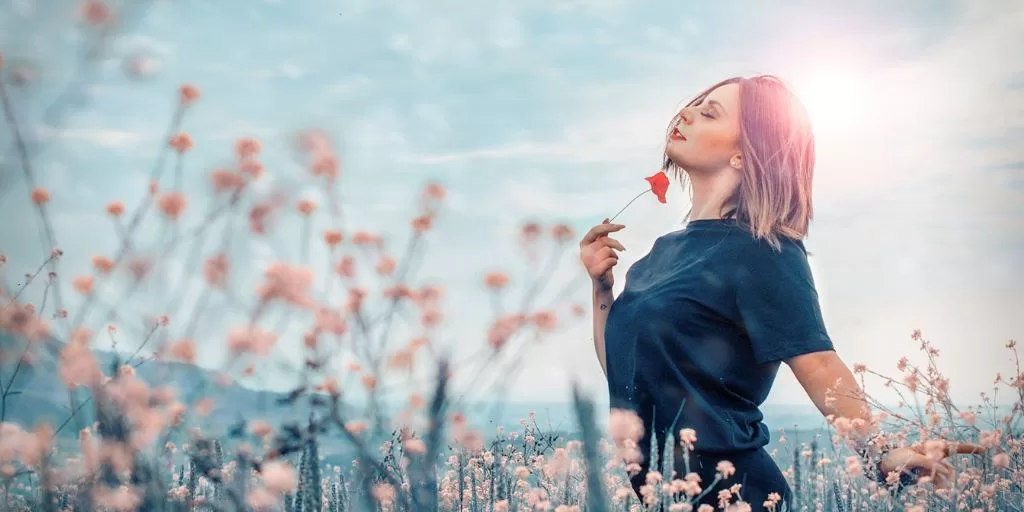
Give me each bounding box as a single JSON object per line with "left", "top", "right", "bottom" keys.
{"left": 688, "top": 171, "right": 741, "bottom": 220}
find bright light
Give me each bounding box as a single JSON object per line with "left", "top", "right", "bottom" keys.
{"left": 792, "top": 68, "right": 870, "bottom": 138}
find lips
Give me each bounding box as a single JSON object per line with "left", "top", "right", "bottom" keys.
{"left": 670, "top": 128, "right": 686, "bottom": 141}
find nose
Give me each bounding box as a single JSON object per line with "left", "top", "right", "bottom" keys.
{"left": 677, "top": 108, "right": 693, "bottom": 125}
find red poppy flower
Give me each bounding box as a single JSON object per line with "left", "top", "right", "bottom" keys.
{"left": 645, "top": 171, "right": 669, "bottom": 203}
{"left": 608, "top": 170, "right": 670, "bottom": 222}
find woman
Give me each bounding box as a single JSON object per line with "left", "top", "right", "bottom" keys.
{"left": 579, "top": 75, "right": 984, "bottom": 510}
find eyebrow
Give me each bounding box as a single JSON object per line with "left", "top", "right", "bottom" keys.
{"left": 706, "top": 99, "right": 727, "bottom": 115}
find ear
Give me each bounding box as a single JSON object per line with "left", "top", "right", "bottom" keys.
{"left": 729, "top": 153, "right": 743, "bottom": 170}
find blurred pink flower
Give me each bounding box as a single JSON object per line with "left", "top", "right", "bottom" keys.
{"left": 240, "top": 159, "right": 264, "bottom": 178}
{"left": 158, "top": 191, "right": 187, "bottom": 220}
{"left": 92, "top": 255, "right": 115, "bottom": 274}
{"left": 31, "top": 186, "right": 49, "bottom": 205}
{"left": 81, "top": 0, "right": 112, "bottom": 26}
{"left": 227, "top": 326, "right": 278, "bottom": 356}
{"left": 261, "top": 461, "right": 298, "bottom": 493}
{"left": 375, "top": 256, "right": 396, "bottom": 276}
{"left": 235, "top": 137, "right": 261, "bottom": 160}
{"left": 334, "top": 255, "right": 356, "bottom": 278}
{"left": 106, "top": 201, "right": 125, "bottom": 217}
{"left": 92, "top": 485, "right": 141, "bottom": 511}
{"left": 484, "top": 271, "right": 510, "bottom": 289}
{"left": 993, "top": 452, "right": 1010, "bottom": 468}
{"left": 210, "top": 169, "right": 245, "bottom": 193}
{"left": 60, "top": 340, "right": 102, "bottom": 388}
{"left": 257, "top": 262, "right": 314, "bottom": 307}
{"left": 324, "top": 230, "right": 343, "bottom": 247}
{"left": 73, "top": 275, "right": 95, "bottom": 295}
{"left": 246, "top": 487, "right": 279, "bottom": 510}
{"left": 203, "top": 253, "right": 229, "bottom": 288}
{"left": 551, "top": 223, "right": 575, "bottom": 243}
{"left": 296, "top": 199, "right": 317, "bottom": 216}
{"left": 179, "top": 84, "right": 200, "bottom": 106}
{"left": 168, "top": 132, "right": 193, "bottom": 153}
{"left": 412, "top": 214, "right": 433, "bottom": 233}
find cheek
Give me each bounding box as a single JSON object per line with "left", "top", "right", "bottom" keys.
{"left": 694, "top": 128, "right": 738, "bottom": 155}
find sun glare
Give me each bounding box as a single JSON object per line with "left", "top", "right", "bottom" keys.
{"left": 792, "top": 68, "right": 870, "bottom": 138}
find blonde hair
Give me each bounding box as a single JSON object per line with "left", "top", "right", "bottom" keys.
{"left": 663, "top": 75, "right": 816, "bottom": 252}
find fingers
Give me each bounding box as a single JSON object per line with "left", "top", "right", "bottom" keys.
{"left": 909, "top": 455, "right": 957, "bottom": 489}
{"left": 595, "top": 257, "right": 618, "bottom": 275}
{"left": 597, "top": 246, "right": 618, "bottom": 260}
{"left": 947, "top": 442, "right": 987, "bottom": 456}
{"left": 581, "top": 223, "right": 625, "bottom": 245}
{"left": 597, "top": 236, "right": 626, "bottom": 252}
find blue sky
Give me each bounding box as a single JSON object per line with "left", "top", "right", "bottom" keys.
{"left": 0, "top": 0, "right": 1021, "bottom": 412}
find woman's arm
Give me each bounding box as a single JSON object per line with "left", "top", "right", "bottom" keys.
{"left": 592, "top": 282, "right": 614, "bottom": 378}
{"left": 787, "top": 350, "right": 873, "bottom": 434}
{"left": 787, "top": 350, "right": 985, "bottom": 489}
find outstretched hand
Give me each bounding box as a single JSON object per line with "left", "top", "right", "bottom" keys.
{"left": 879, "top": 440, "right": 987, "bottom": 489}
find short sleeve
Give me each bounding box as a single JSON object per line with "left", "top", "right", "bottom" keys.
{"left": 734, "top": 238, "right": 835, "bottom": 365}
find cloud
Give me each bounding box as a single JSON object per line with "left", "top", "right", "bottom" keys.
{"left": 32, "top": 125, "right": 150, "bottom": 148}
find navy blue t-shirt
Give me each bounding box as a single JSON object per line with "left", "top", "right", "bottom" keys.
{"left": 605, "top": 218, "right": 835, "bottom": 455}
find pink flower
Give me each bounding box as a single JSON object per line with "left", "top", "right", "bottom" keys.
{"left": 31, "top": 186, "right": 49, "bottom": 205}
{"left": 261, "top": 461, "right": 298, "bottom": 493}
{"left": 210, "top": 169, "right": 245, "bottom": 193}
{"left": 92, "top": 485, "right": 141, "bottom": 511}
{"left": 60, "top": 341, "right": 102, "bottom": 388}
{"left": 345, "top": 420, "right": 368, "bottom": 436}
{"left": 609, "top": 409, "right": 644, "bottom": 444}
{"left": 550, "top": 223, "right": 575, "bottom": 243}
{"left": 257, "top": 262, "right": 314, "bottom": 307}
{"left": 166, "top": 339, "right": 196, "bottom": 363}
{"left": 227, "top": 326, "right": 278, "bottom": 356}
{"left": 411, "top": 214, "right": 432, "bottom": 233}
{"left": 372, "top": 483, "right": 396, "bottom": 505}
{"left": 92, "top": 255, "right": 115, "bottom": 274}
{"left": 246, "top": 487, "right": 279, "bottom": 510}
{"left": 334, "top": 255, "right": 356, "bottom": 278}
{"left": 311, "top": 152, "right": 339, "bottom": 178}
{"left": 235, "top": 137, "right": 261, "bottom": 160}
{"left": 168, "top": 132, "right": 193, "bottom": 153}
{"left": 158, "top": 192, "right": 187, "bottom": 220}
{"left": 323, "top": 230, "right": 343, "bottom": 247}
{"left": 375, "top": 256, "right": 396, "bottom": 276}
{"left": 992, "top": 452, "right": 1010, "bottom": 468}
{"left": 679, "top": 428, "right": 697, "bottom": 449}
{"left": 716, "top": 460, "right": 736, "bottom": 478}
{"left": 487, "top": 314, "right": 525, "bottom": 350}
{"left": 314, "top": 307, "right": 347, "bottom": 336}
{"left": 106, "top": 201, "right": 125, "bottom": 217}
{"left": 531, "top": 311, "right": 557, "bottom": 332}
{"left": 81, "top": 1, "right": 112, "bottom": 26}
{"left": 73, "top": 275, "right": 95, "bottom": 295}
{"left": 250, "top": 420, "right": 273, "bottom": 439}
{"left": 240, "top": 159, "right": 264, "bottom": 178}
{"left": 352, "top": 231, "right": 382, "bottom": 246}
{"left": 179, "top": 84, "right": 200, "bottom": 106}
{"left": 296, "top": 199, "right": 317, "bottom": 216}
{"left": 203, "top": 253, "right": 229, "bottom": 288}
{"left": 423, "top": 182, "right": 446, "bottom": 201}
{"left": 484, "top": 271, "right": 510, "bottom": 289}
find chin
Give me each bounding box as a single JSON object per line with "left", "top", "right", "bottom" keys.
{"left": 664, "top": 147, "right": 692, "bottom": 171}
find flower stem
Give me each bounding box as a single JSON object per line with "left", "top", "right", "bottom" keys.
{"left": 609, "top": 189, "right": 650, "bottom": 223}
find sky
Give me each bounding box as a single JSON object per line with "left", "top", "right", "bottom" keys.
{"left": 0, "top": 0, "right": 1022, "bottom": 414}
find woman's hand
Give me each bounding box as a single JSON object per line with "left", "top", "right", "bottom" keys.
{"left": 878, "top": 440, "right": 986, "bottom": 489}
{"left": 579, "top": 219, "right": 626, "bottom": 290}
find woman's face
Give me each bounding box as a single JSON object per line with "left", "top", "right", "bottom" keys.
{"left": 665, "top": 82, "right": 743, "bottom": 174}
